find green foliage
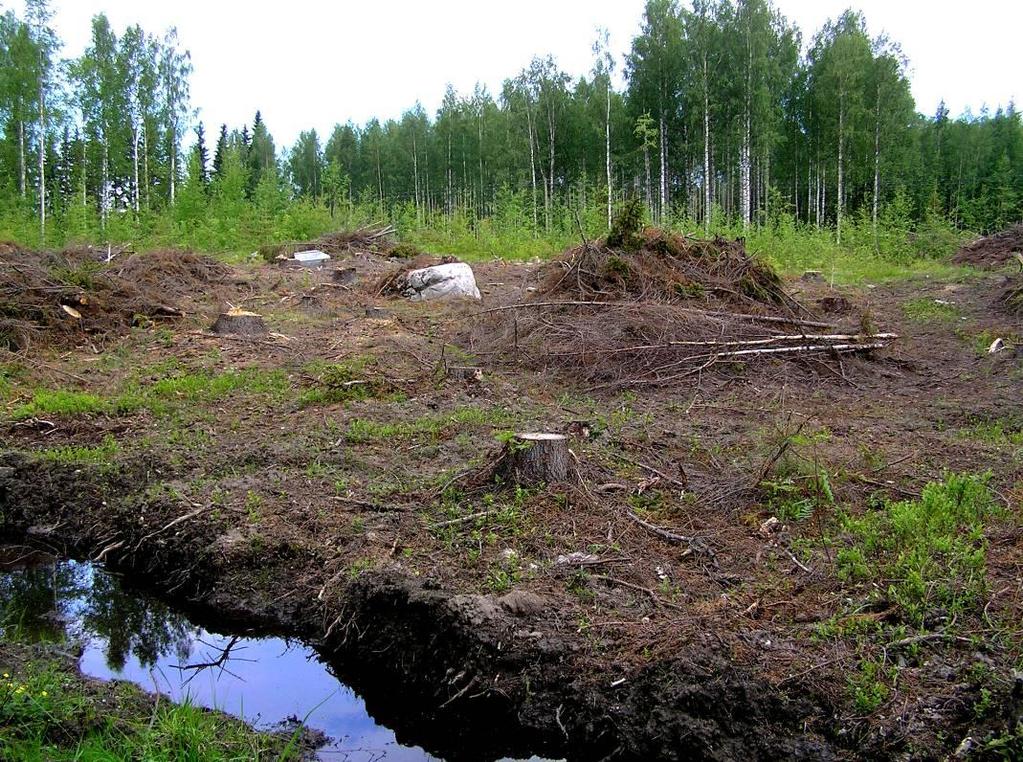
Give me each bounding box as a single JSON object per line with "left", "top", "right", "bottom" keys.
{"left": 12, "top": 390, "right": 107, "bottom": 419}
{"left": 848, "top": 657, "right": 893, "bottom": 712}
{"left": 902, "top": 297, "right": 960, "bottom": 322}
{"left": 38, "top": 435, "right": 119, "bottom": 466}
{"left": 836, "top": 472, "right": 997, "bottom": 626}
{"left": 0, "top": 658, "right": 291, "bottom": 760}
{"left": 11, "top": 369, "right": 290, "bottom": 422}
{"left": 298, "top": 360, "right": 377, "bottom": 408}
{"left": 607, "top": 198, "right": 645, "bottom": 250}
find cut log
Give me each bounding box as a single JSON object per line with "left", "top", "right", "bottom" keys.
{"left": 501, "top": 433, "right": 570, "bottom": 486}
{"left": 447, "top": 365, "right": 483, "bottom": 383}
{"left": 210, "top": 309, "right": 267, "bottom": 336}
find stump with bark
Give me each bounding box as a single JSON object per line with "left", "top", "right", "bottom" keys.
{"left": 446, "top": 365, "right": 483, "bottom": 383}
{"left": 500, "top": 433, "right": 570, "bottom": 486}
{"left": 210, "top": 309, "right": 268, "bottom": 336}
{"left": 333, "top": 267, "right": 357, "bottom": 285}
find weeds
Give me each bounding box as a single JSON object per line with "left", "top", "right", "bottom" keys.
{"left": 39, "top": 435, "right": 119, "bottom": 466}
{"left": 0, "top": 657, "right": 292, "bottom": 760}
{"left": 836, "top": 472, "right": 996, "bottom": 626}
{"left": 902, "top": 298, "right": 961, "bottom": 322}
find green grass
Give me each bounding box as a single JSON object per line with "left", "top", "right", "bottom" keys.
{"left": 902, "top": 297, "right": 961, "bottom": 322}
{"left": 0, "top": 658, "right": 295, "bottom": 761}
{"left": 959, "top": 418, "right": 1023, "bottom": 446}
{"left": 298, "top": 361, "right": 379, "bottom": 408}
{"left": 836, "top": 472, "right": 997, "bottom": 627}
{"left": 11, "top": 368, "right": 291, "bottom": 421}
{"left": 38, "top": 435, "right": 119, "bottom": 466}
{"left": 12, "top": 390, "right": 108, "bottom": 419}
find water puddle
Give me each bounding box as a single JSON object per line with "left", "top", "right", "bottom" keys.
{"left": 0, "top": 547, "right": 547, "bottom": 761}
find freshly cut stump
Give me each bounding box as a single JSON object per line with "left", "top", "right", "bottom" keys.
{"left": 210, "top": 309, "right": 268, "bottom": 336}
{"left": 501, "top": 433, "right": 570, "bottom": 486}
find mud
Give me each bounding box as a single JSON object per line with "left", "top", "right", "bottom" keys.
{"left": 1, "top": 250, "right": 1021, "bottom": 760}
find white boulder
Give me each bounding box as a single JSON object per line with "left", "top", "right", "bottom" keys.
{"left": 400, "top": 262, "right": 481, "bottom": 301}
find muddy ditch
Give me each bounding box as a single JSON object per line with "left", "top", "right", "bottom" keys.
{"left": 0, "top": 452, "right": 840, "bottom": 761}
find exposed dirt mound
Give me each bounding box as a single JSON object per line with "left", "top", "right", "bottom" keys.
{"left": 0, "top": 246, "right": 231, "bottom": 350}
{"left": 462, "top": 229, "right": 894, "bottom": 389}
{"left": 259, "top": 225, "right": 397, "bottom": 261}
{"left": 953, "top": 224, "right": 1023, "bottom": 267}
{"left": 1001, "top": 276, "right": 1023, "bottom": 315}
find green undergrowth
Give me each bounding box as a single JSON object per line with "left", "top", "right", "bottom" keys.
{"left": 10, "top": 367, "right": 290, "bottom": 421}
{"left": 37, "top": 435, "right": 120, "bottom": 467}
{"left": 0, "top": 655, "right": 296, "bottom": 761}
{"left": 298, "top": 359, "right": 402, "bottom": 408}
{"left": 836, "top": 472, "right": 998, "bottom": 626}
{"left": 902, "top": 297, "right": 962, "bottom": 322}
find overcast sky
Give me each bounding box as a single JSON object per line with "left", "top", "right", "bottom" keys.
{"left": 15, "top": 0, "right": 1021, "bottom": 149}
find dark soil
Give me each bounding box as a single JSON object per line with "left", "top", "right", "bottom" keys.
{"left": 953, "top": 224, "right": 1023, "bottom": 267}
{"left": 1, "top": 247, "right": 1021, "bottom": 760}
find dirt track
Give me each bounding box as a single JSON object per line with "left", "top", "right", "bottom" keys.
{"left": 1, "top": 251, "right": 1021, "bottom": 760}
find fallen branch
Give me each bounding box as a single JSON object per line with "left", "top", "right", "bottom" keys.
{"left": 473, "top": 300, "right": 836, "bottom": 328}
{"left": 615, "top": 454, "right": 689, "bottom": 489}
{"left": 428, "top": 510, "right": 497, "bottom": 529}
{"left": 590, "top": 573, "right": 685, "bottom": 611}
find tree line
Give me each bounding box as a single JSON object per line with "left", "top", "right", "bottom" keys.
{"left": 1, "top": 0, "right": 1021, "bottom": 251}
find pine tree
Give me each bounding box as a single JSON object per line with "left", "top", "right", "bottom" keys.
{"left": 212, "top": 123, "right": 228, "bottom": 180}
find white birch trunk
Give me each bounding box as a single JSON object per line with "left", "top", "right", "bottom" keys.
{"left": 19, "top": 120, "right": 26, "bottom": 197}
{"left": 605, "top": 79, "right": 612, "bottom": 231}
{"left": 38, "top": 88, "right": 46, "bottom": 242}
{"left": 169, "top": 125, "right": 176, "bottom": 204}
{"left": 703, "top": 55, "right": 712, "bottom": 235}
{"left": 872, "top": 86, "right": 881, "bottom": 249}
{"left": 658, "top": 112, "right": 667, "bottom": 222}
{"left": 526, "top": 107, "right": 538, "bottom": 231}
{"left": 836, "top": 96, "right": 845, "bottom": 245}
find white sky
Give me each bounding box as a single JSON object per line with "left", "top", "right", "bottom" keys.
{"left": 13, "top": 0, "right": 1022, "bottom": 149}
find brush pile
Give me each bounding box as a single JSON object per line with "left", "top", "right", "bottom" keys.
{"left": 259, "top": 225, "right": 397, "bottom": 261}
{"left": 953, "top": 224, "right": 1023, "bottom": 268}
{"left": 462, "top": 215, "right": 895, "bottom": 388}
{"left": 0, "top": 246, "right": 231, "bottom": 350}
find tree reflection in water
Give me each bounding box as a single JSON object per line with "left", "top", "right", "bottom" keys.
{"left": 0, "top": 551, "right": 195, "bottom": 670}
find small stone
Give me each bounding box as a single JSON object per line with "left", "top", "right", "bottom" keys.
{"left": 497, "top": 590, "right": 547, "bottom": 618}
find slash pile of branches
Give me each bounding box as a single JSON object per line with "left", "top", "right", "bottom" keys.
{"left": 259, "top": 225, "right": 397, "bottom": 261}
{"left": 0, "top": 246, "right": 229, "bottom": 350}
{"left": 462, "top": 222, "right": 897, "bottom": 388}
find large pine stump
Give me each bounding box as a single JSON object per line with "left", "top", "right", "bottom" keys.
{"left": 210, "top": 309, "right": 268, "bottom": 336}
{"left": 501, "top": 433, "right": 570, "bottom": 486}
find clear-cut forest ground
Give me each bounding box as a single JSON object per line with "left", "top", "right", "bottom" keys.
{"left": 1, "top": 223, "right": 1021, "bottom": 760}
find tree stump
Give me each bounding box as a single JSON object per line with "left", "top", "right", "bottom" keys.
{"left": 333, "top": 267, "right": 357, "bottom": 285}
{"left": 501, "top": 433, "right": 570, "bottom": 486}
{"left": 210, "top": 309, "right": 268, "bottom": 336}
{"left": 446, "top": 365, "right": 483, "bottom": 383}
